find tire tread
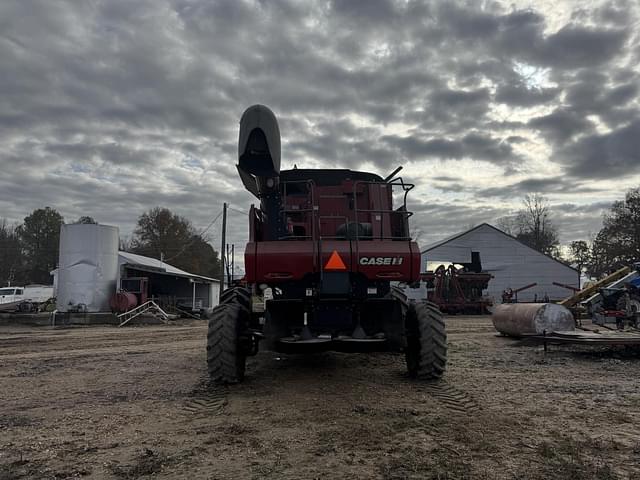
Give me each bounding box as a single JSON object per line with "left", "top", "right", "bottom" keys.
{"left": 406, "top": 301, "right": 447, "bottom": 380}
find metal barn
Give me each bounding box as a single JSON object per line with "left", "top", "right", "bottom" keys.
{"left": 118, "top": 251, "right": 220, "bottom": 310}
{"left": 421, "top": 223, "right": 579, "bottom": 303}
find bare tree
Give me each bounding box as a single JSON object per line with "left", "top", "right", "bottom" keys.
{"left": 496, "top": 215, "right": 518, "bottom": 236}
{"left": 515, "top": 194, "right": 559, "bottom": 255}
{"left": 496, "top": 194, "right": 560, "bottom": 257}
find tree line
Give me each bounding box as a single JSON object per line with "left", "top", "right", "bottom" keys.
{"left": 0, "top": 207, "right": 220, "bottom": 286}
{"left": 498, "top": 189, "right": 640, "bottom": 279}
{"left": 569, "top": 188, "right": 640, "bottom": 278}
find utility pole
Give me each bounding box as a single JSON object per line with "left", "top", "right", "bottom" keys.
{"left": 219, "top": 202, "right": 227, "bottom": 300}
{"left": 226, "top": 243, "right": 232, "bottom": 285}
{"left": 225, "top": 243, "right": 235, "bottom": 286}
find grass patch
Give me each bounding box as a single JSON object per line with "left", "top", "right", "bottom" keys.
{"left": 110, "top": 448, "right": 171, "bottom": 479}
{"left": 378, "top": 445, "right": 491, "bottom": 480}
{"left": 516, "top": 435, "right": 620, "bottom": 480}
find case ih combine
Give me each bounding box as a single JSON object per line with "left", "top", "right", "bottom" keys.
{"left": 206, "top": 105, "right": 446, "bottom": 383}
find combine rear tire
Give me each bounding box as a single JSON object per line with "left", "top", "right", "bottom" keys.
{"left": 384, "top": 286, "right": 409, "bottom": 350}
{"left": 206, "top": 303, "right": 248, "bottom": 384}
{"left": 405, "top": 301, "right": 447, "bottom": 380}
{"left": 219, "top": 286, "right": 251, "bottom": 310}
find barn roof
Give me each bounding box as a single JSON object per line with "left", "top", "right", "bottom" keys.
{"left": 118, "top": 251, "right": 219, "bottom": 283}
{"left": 421, "top": 223, "right": 578, "bottom": 273}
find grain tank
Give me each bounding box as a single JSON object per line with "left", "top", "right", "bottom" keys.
{"left": 56, "top": 224, "right": 119, "bottom": 312}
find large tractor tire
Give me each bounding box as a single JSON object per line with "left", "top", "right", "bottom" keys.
{"left": 219, "top": 286, "right": 251, "bottom": 310}
{"left": 206, "top": 303, "right": 248, "bottom": 384}
{"left": 384, "top": 286, "right": 409, "bottom": 350}
{"left": 405, "top": 301, "right": 447, "bottom": 380}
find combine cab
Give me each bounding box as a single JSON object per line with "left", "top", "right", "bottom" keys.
{"left": 206, "top": 105, "right": 447, "bottom": 383}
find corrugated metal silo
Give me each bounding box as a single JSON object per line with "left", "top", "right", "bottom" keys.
{"left": 56, "top": 224, "right": 119, "bottom": 312}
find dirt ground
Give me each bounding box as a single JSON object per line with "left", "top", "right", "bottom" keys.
{"left": 1, "top": 316, "right": 639, "bottom": 480}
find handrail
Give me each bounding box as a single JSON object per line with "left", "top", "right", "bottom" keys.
{"left": 118, "top": 300, "right": 170, "bottom": 327}
{"left": 271, "top": 179, "right": 414, "bottom": 269}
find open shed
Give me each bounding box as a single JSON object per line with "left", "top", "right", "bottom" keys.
{"left": 118, "top": 251, "right": 220, "bottom": 310}
{"left": 421, "top": 223, "right": 579, "bottom": 303}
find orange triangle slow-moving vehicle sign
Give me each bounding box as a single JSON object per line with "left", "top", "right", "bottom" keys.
{"left": 325, "top": 250, "right": 347, "bottom": 270}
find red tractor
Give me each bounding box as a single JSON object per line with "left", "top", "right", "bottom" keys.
{"left": 206, "top": 105, "right": 446, "bottom": 383}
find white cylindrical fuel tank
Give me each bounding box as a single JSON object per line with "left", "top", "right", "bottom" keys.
{"left": 56, "top": 224, "right": 119, "bottom": 312}
{"left": 492, "top": 303, "right": 575, "bottom": 337}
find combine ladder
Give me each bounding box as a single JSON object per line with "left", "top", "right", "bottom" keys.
{"left": 117, "top": 300, "right": 170, "bottom": 327}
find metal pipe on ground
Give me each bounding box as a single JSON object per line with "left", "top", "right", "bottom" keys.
{"left": 492, "top": 303, "right": 575, "bottom": 337}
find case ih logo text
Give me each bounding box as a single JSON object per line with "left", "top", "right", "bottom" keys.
{"left": 359, "top": 256, "right": 404, "bottom": 266}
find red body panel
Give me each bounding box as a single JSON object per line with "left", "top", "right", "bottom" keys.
{"left": 245, "top": 240, "right": 420, "bottom": 283}
{"left": 244, "top": 171, "right": 419, "bottom": 285}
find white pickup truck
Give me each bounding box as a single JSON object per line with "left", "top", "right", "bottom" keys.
{"left": 0, "top": 285, "right": 54, "bottom": 312}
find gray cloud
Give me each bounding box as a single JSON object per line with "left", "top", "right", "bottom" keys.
{"left": 559, "top": 119, "right": 640, "bottom": 178}
{"left": 0, "top": 0, "right": 639, "bottom": 261}
{"left": 477, "top": 177, "right": 602, "bottom": 200}
{"left": 495, "top": 83, "right": 560, "bottom": 106}
{"left": 529, "top": 108, "right": 595, "bottom": 143}
{"left": 540, "top": 25, "right": 629, "bottom": 68}
{"left": 383, "top": 132, "right": 516, "bottom": 164}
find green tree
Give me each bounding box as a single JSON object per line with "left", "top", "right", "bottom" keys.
{"left": 16, "top": 207, "right": 64, "bottom": 284}
{"left": 130, "top": 207, "right": 220, "bottom": 278}
{"left": 587, "top": 231, "right": 617, "bottom": 278}
{"left": 585, "top": 188, "right": 640, "bottom": 277}
{"left": 0, "top": 219, "right": 25, "bottom": 286}
{"left": 74, "top": 216, "right": 97, "bottom": 224}
{"left": 569, "top": 240, "right": 590, "bottom": 273}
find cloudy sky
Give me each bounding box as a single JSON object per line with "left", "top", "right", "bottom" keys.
{"left": 1, "top": 0, "right": 639, "bottom": 268}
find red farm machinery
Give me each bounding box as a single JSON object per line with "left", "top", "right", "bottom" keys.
{"left": 421, "top": 263, "right": 492, "bottom": 314}
{"left": 206, "top": 105, "right": 447, "bottom": 383}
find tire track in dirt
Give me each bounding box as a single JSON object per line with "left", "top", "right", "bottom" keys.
{"left": 371, "top": 371, "right": 482, "bottom": 414}
{"left": 183, "top": 381, "right": 228, "bottom": 415}
{"left": 420, "top": 382, "right": 481, "bottom": 414}
{"left": 0, "top": 340, "right": 203, "bottom": 360}
{"left": 335, "top": 357, "right": 481, "bottom": 414}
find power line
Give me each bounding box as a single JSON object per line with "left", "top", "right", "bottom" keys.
{"left": 227, "top": 205, "right": 248, "bottom": 216}
{"left": 198, "top": 209, "right": 224, "bottom": 237}
{"left": 163, "top": 203, "right": 247, "bottom": 264}
{"left": 163, "top": 209, "right": 223, "bottom": 262}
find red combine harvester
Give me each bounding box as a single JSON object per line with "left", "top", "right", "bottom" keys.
{"left": 206, "top": 105, "right": 446, "bottom": 383}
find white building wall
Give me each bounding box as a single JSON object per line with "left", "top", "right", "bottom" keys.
{"left": 422, "top": 224, "right": 579, "bottom": 303}
{"left": 209, "top": 282, "right": 220, "bottom": 308}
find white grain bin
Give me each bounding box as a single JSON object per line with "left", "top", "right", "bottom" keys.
{"left": 56, "top": 224, "right": 119, "bottom": 312}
